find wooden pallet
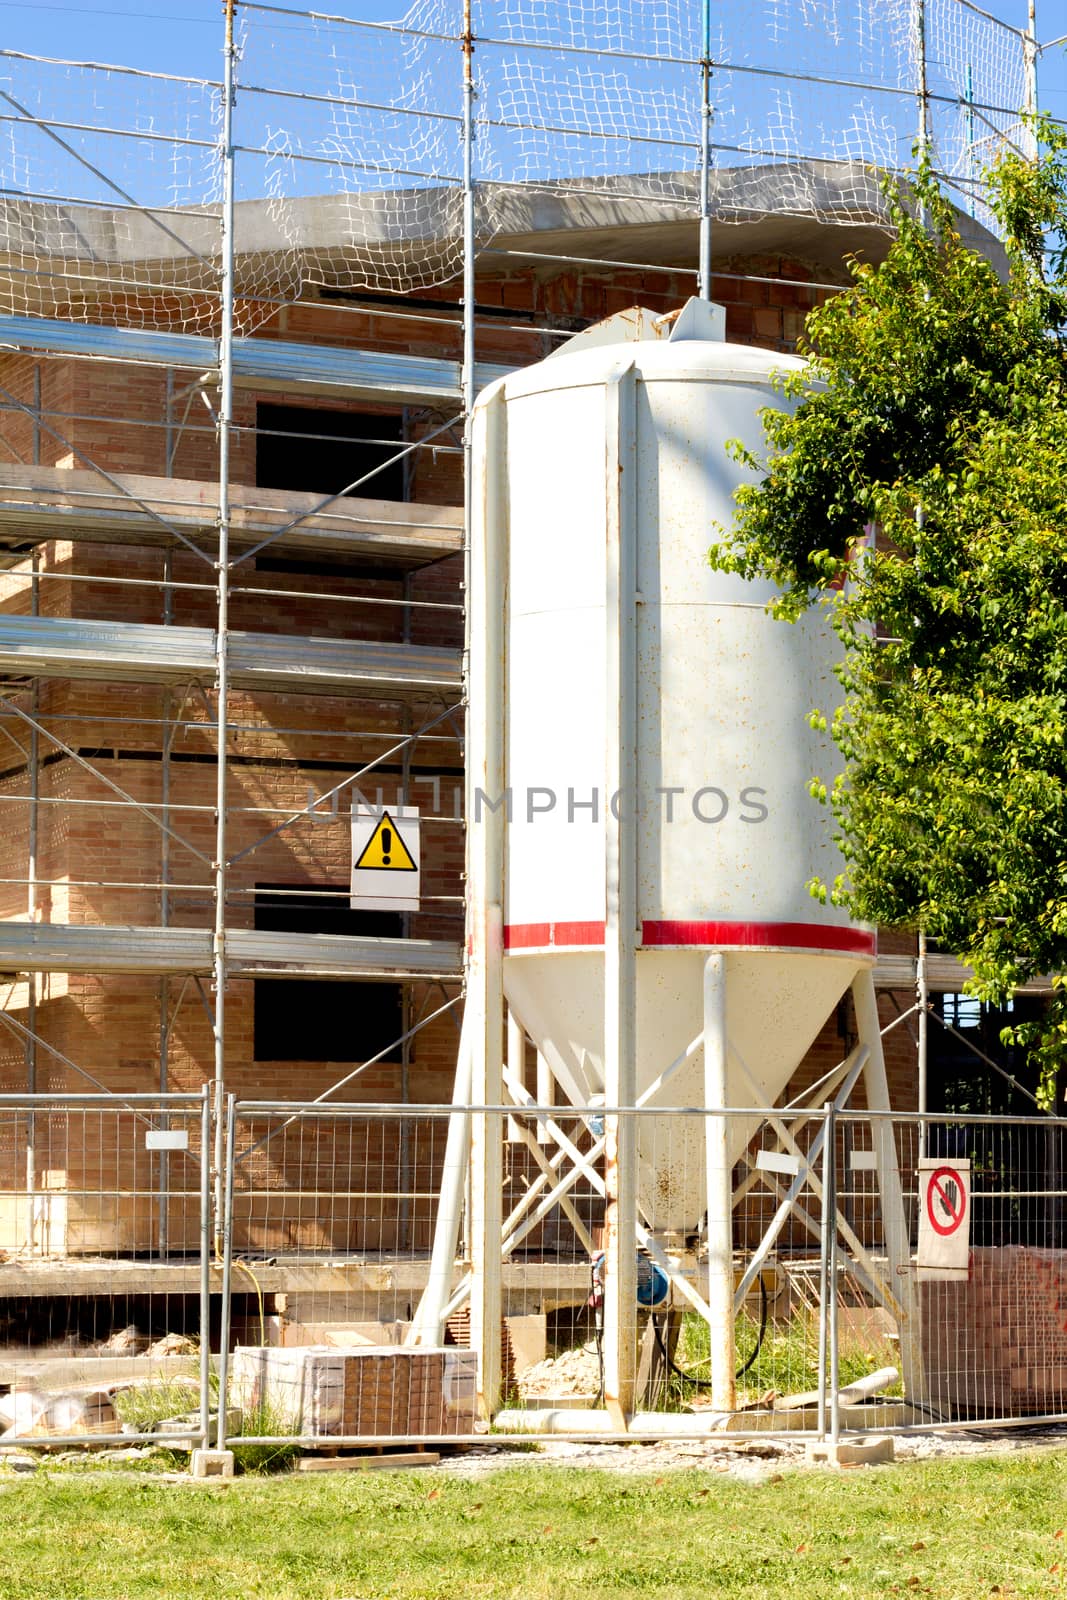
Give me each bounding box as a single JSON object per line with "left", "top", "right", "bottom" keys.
{"left": 296, "top": 1447, "right": 441, "bottom": 1473}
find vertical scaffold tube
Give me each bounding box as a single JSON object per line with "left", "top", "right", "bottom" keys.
{"left": 914, "top": 0, "right": 930, "bottom": 159}
{"left": 698, "top": 0, "right": 712, "bottom": 300}
{"left": 1024, "top": 1, "right": 1039, "bottom": 160}
{"left": 24, "top": 553, "right": 39, "bottom": 1254}
{"left": 213, "top": 0, "right": 237, "bottom": 1238}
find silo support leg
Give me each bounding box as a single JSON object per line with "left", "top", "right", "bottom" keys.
{"left": 407, "top": 1020, "right": 472, "bottom": 1347}
{"left": 704, "top": 954, "right": 737, "bottom": 1413}
{"left": 851, "top": 970, "right": 926, "bottom": 1404}
{"left": 470, "top": 903, "right": 505, "bottom": 1421}
{"left": 601, "top": 360, "right": 639, "bottom": 1429}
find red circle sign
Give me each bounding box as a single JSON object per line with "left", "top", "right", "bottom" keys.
{"left": 926, "top": 1166, "right": 967, "bottom": 1237}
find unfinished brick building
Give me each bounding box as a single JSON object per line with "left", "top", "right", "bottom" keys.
{"left": 0, "top": 157, "right": 1032, "bottom": 1276}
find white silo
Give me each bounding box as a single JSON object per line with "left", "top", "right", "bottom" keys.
{"left": 499, "top": 317, "right": 874, "bottom": 1235}
{"left": 415, "top": 300, "right": 917, "bottom": 1424}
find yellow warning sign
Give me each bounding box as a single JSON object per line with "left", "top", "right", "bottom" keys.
{"left": 353, "top": 809, "right": 418, "bottom": 872}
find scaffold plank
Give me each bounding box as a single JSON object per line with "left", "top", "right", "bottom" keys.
{"left": 0, "top": 925, "right": 1046, "bottom": 992}
{"left": 0, "top": 466, "right": 462, "bottom": 563}
{"left": 0, "top": 614, "right": 461, "bottom": 697}
{"left": 0, "top": 923, "right": 461, "bottom": 980}
{"left": 872, "top": 952, "right": 1054, "bottom": 994}
{"left": 0, "top": 1255, "right": 590, "bottom": 1309}
{"left": 0, "top": 313, "right": 512, "bottom": 403}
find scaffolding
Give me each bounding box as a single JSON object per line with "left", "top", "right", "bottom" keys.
{"left": 0, "top": 0, "right": 1048, "bottom": 1281}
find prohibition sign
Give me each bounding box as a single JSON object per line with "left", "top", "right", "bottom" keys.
{"left": 926, "top": 1165, "right": 967, "bottom": 1238}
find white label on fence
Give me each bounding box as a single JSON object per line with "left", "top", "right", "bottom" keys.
{"left": 916, "top": 1157, "right": 970, "bottom": 1279}
{"left": 351, "top": 805, "right": 420, "bottom": 912}
{"left": 850, "top": 1149, "right": 878, "bottom": 1171}
{"left": 145, "top": 1130, "right": 189, "bottom": 1151}
{"left": 756, "top": 1148, "right": 801, "bottom": 1177}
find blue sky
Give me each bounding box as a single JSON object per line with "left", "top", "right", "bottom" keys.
{"left": 2, "top": 0, "right": 1063, "bottom": 108}
{"left": 2, "top": 0, "right": 1062, "bottom": 103}
{"left": 1, "top": 0, "right": 414, "bottom": 78}
{"left": 1, "top": 0, "right": 1064, "bottom": 216}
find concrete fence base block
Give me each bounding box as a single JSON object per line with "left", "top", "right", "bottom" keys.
{"left": 804, "top": 1435, "right": 895, "bottom": 1468}
{"left": 189, "top": 1449, "right": 235, "bottom": 1480}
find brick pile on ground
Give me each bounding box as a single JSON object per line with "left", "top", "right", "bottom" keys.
{"left": 921, "top": 1245, "right": 1067, "bottom": 1417}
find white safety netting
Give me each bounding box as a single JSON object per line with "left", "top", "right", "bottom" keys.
{"left": 0, "top": 51, "right": 222, "bottom": 331}
{"left": 926, "top": 0, "right": 1028, "bottom": 211}
{"left": 0, "top": 0, "right": 1029, "bottom": 334}
{"left": 236, "top": 1, "right": 469, "bottom": 304}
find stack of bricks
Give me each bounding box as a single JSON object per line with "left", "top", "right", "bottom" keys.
{"left": 230, "top": 1344, "right": 478, "bottom": 1438}
{"left": 445, "top": 1307, "right": 517, "bottom": 1393}
{"left": 921, "top": 1247, "right": 1067, "bottom": 1417}
{"left": 339, "top": 1347, "right": 477, "bottom": 1437}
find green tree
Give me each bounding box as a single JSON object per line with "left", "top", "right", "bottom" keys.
{"left": 709, "top": 129, "right": 1067, "bottom": 1100}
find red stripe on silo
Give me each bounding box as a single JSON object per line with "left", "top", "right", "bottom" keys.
{"left": 503, "top": 920, "right": 606, "bottom": 949}
{"left": 503, "top": 920, "right": 875, "bottom": 956}
{"left": 641, "top": 920, "right": 876, "bottom": 956}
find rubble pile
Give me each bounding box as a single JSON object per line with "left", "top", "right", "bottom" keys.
{"left": 516, "top": 1343, "right": 600, "bottom": 1400}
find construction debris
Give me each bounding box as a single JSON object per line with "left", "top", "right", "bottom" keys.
{"left": 145, "top": 1334, "right": 197, "bottom": 1359}
{"left": 99, "top": 1327, "right": 149, "bottom": 1355}
{"left": 517, "top": 1343, "right": 600, "bottom": 1401}
{"left": 774, "top": 1367, "right": 900, "bottom": 1412}
{"left": 0, "top": 1388, "right": 117, "bottom": 1441}
{"left": 296, "top": 1450, "right": 440, "bottom": 1472}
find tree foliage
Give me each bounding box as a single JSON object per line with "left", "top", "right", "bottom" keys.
{"left": 709, "top": 127, "right": 1067, "bottom": 1097}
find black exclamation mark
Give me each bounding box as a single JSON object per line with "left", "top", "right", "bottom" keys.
{"left": 381, "top": 826, "right": 392, "bottom": 866}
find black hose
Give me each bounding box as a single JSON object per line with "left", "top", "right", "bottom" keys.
{"left": 735, "top": 1271, "right": 770, "bottom": 1379}
{"left": 591, "top": 1258, "right": 605, "bottom": 1402}
{"left": 652, "top": 1271, "right": 770, "bottom": 1388}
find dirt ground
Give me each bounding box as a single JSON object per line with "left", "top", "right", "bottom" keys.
{"left": 2, "top": 1425, "right": 1064, "bottom": 1485}
{"left": 432, "top": 1424, "right": 1067, "bottom": 1480}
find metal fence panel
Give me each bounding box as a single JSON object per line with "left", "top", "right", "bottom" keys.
{"left": 217, "top": 1099, "right": 472, "bottom": 1449}
{"left": 838, "top": 1111, "right": 1067, "bottom": 1430}
{"left": 0, "top": 1091, "right": 211, "bottom": 1452}
{"left": 207, "top": 1100, "right": 1067, "bottom": 1451}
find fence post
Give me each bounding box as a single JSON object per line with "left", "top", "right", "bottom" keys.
{"left": 215, "top": 1094, "right": 237, "bottom": 1448}
{"left": 826, "top": 1100, "right": 841, "bottom": 1445}
{"left": 199, "top": 1084, "right": 212, "bottom": 1454}
{"left": 817, "top": 1100, "right": 832, "bottom": 1440}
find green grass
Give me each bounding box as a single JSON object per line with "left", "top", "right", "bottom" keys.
{"left": 228, "top": 1398, "right": 301, "bottom": 1476}
{"left": 669, "top": 1310, "right": 903, "bottom": 1406}
{"left": 112, "top": 1370, "right": 203, "bottom": 1434}
{"left": 0, "top": 1451, "right": 1064, "bottom": 1598}
{"left": 110, "top": 1365, "right": 296, "bottom": 1474}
